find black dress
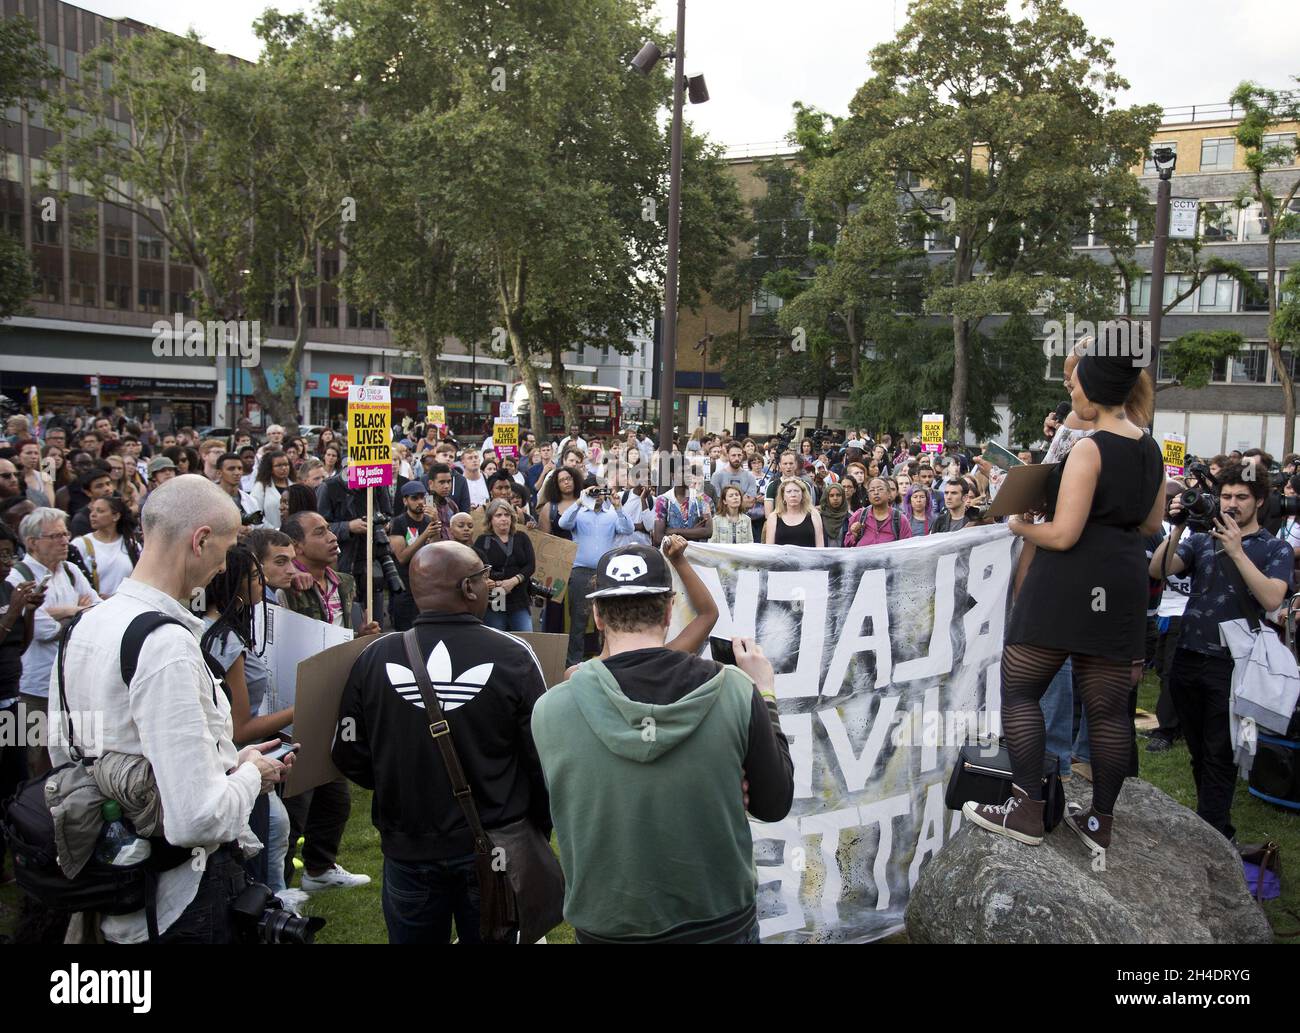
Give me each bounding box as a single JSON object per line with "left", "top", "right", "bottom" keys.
{"left": 1006, "top": 431, "right": 1163, "bottom": 661}
{"left": 774, "top": 512, "right": 817, "bottom": 548}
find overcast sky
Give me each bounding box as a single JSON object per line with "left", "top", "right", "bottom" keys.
{"left": 68, "top": 0, "right": 1299, "bottom": 149}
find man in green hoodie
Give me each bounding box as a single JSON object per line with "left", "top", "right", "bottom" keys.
{"left": 532, "top": 543, "right": 793, "bottom": 944}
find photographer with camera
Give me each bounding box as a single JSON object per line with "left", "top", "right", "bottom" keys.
{"left": 48, "top": 475, "right": 292, "bottom": 942}
{"left": 558, "top": 483, "right": 632, "bottom": 667}
{"left": 389, "top": 482, "right": 438, "bottom": 632}
{"left": 1149, "top": 462, "right": 1294, "bottom": 840}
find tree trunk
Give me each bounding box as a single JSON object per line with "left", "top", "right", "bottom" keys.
{"left": 1267, "top": 233, "right": 1296, "bottom": 456}
{"left": 417, "top": 330, "right": 446, "bottom": 409}
{"left": 950, "top": 315, "right": 969, "bottom": 443}
{"left": 549, "top": 342, "right": 580, "bottom": 435}
{"left": 495, "top": 252, "right": 542, "bottom": 434}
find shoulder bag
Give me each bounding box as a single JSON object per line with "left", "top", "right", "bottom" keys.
{"left": 401, "top": 629, "right": 564, "bottom": 944}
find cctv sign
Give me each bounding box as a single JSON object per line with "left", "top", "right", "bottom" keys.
{"left": 1170, "top": 198, "right": 1198, "bottom": 240}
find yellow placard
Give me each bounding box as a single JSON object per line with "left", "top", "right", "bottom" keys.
{"left": 1162, "top": 434, "right": 1186, "bottom": 476}
{"left": 347, "top": 385, "right": 393, "bottom": 489}
{"left": 494, "top": 418, "right": 519, "bottom": 450}
{"left": 921, "top": 413, "right": 944, "bottom": 453}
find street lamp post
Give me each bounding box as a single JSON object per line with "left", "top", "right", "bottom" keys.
{"left": 632, "top": 1, "right": 708, "bottom": 458}
{"left": 1147, "top": 146, "right": 1177, "bottom": 428}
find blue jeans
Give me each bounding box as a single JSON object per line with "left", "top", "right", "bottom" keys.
{"left": 266, "top": 792, "right": 290, "bottom": 894}
{"left": 566, "top": 566, "right": 596, "bottom": 666}
{"left": 483, "top": 607, "right": 534, "bottom": 633}
{"left": 382, "top": 854, "right": 482, "bottom": 944}
{"left": 1038, "top": 657, "right": 1074, "bottom": 776}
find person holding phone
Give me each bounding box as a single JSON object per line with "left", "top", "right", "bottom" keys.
{"left": 557, "top": 483, "right": 633, "bottom": 666}
{"left": 533, "top": 543, "right": 792, "bottom": 943}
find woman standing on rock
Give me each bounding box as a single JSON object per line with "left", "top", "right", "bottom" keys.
{"left": 963, "top": 349, "right": 1164, "bottom": 868}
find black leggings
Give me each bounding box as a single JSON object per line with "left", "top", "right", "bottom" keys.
{"left": 1002, "top": 643, "right": 1133, "bottom": 813}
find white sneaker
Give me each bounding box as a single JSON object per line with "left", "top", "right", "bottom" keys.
{"left": 299, "top": 864, "right": 372, "bottom": 893}
{"left": 275, "top": 888, "right": 311, "bottom": 914}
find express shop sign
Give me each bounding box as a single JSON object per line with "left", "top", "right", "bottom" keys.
{"left": 328, "top": 374, "right": 356, "bottom": 398}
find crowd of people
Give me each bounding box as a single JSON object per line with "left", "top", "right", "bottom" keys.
{"left": 1, "top": 373, "right": 1296, "bottom": 943}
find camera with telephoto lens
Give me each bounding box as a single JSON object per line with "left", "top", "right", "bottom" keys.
{"left": 1280, "top": 494, "right": 1300, "bottom": 517}
{"left": 1171, "top": 461, "right": 1220, "bottom": 532}
{"left": 241, "top": 510, "right": 264, "bottom": 526}
{"left": 231, "top": 882, "right": 325, "bottom": 944}
{"left": 369, "top": 513, "right": 405, "bottom": 595}
{"left": 529, "top": 576, "right": 560, "bottom": 601}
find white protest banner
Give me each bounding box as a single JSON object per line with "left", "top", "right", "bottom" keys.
{"left": 671, "top": 526, "right": 1017, "bottom": 943}
{"left": 254, "top": 603, "right": 355, "bottom": 736}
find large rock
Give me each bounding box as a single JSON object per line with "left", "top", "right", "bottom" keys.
{"left": 906, "top": 777, "right": 1273, "bottom": 944}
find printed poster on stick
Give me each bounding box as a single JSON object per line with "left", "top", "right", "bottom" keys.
{"left": 426, "top": 404, "right": 446, "bottom": 431}
{"left": 1162, "top": 434, "right": 1186, "bottom": 478}
{"left": 347, "top": 384, "right": 393, "bottom": 489}
{"left": 921, "top": 414, "right": 944, "bottom": 454}
{"left": 494, "top": 417, "right": 519, "bottom": 460}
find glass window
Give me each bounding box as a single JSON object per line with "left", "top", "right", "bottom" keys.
{"left": 1262, "top": 133, "right": 1298, "bottom": 169}
{"left": 1237, "top": 200, "right": 1300, "bottom": 241}
{"left": 751, "top": 288, "right": 782, "bottom": 315}
{"left": 1156, "top": 348, "right": 1175, "bottom": 382}
{"left": 1164, "top": 274, "right": 1194, "bottom": 314}
{"left": 1240, "top": 271, "right": 1271, "bottom": 312}
{"left": 1211, "top": 355, "right": 1228, "bottom": 384}
{"left": 1271, "top": 350, "right": 1298, "bottom": 384}
{"left": 1199, "top": 137, "right": 1235, "bottom": 171}
{"left": 1230, "top": 349, "right": 1267, "bottom": 384}
{"left": 1143, "top": 143, "right": 1177, "bottom": 175}
{"left": 1129, "top": 273, "right": 1152, "bottom": 315}
{"left": 1199, "top": 201, "right": 1237, "bottom": 242}
{"left": 1197, "top": 273, "right": 1234, "bottom": 312}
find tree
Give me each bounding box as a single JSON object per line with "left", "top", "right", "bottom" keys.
{"left": 0, "top": 16, "right": 55, "bottom": 321}
{"left": 51, "top": 33, "right": 264, "bottom": 365}
{"left": 1232, "top": 79, "right": 1300, "bottom": 455}
{"left": 840, "top": 0, "right": 1161, "bottom": 439}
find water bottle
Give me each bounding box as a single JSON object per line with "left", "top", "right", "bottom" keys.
{"left": 94, "top": 800, "right": 152, "bottom": 866}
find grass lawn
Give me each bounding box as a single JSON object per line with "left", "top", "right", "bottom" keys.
{"left": 2, "top": 670, "right": 1295, "bottom": 943}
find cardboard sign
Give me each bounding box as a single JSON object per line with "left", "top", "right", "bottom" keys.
{"left": 921, "top": 414, "right": 944, "bottom": 454}
{"left": 494, "top": 417, "right": 519, "bottom": 460}
{"left": 347, "top": 384, "right": 393, "bottom": 489}
{"left": 472, "top": 510, "right": 578, "bottom": 605}
{"left": 511, "top": 631, "right": 569, "bottom": 689}
{"left": 426, "top": 404, "right": 446, "bottom": 430}
{"left": 987, "top": 462, "right": 1058, "bottom": 518}
{"left": 284, "top": 634, "right": 378, "bottom": 798}
{"left": 1162, "top": 433, "right": 1187, "bottom": 477}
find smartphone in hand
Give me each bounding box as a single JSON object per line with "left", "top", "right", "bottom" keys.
{"left": 709, "top": 636, "right": 737, "bottom": 666}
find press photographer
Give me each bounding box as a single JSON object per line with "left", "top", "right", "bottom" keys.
{"left": 1149, "top": 461, "right": 1294, "bottom": 840}
{"left": 45, "top": 475, "right": 292, "bottom": 943}
{"left": 317, "top": 466, "right": 402, "bottom": 614}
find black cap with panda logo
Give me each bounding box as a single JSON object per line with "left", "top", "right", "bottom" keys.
{"left": 585, "top": 544, "right": 674, "bottom": 599}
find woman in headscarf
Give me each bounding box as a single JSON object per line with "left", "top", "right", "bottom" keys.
{"left": 818, "top": 481, "right": 852, "bottom": 547}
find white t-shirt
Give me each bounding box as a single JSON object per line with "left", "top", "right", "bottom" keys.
{"left": 76, "top": 534, "right": 134, "bottom": 597}
{"left": 465, "top": 473, "right": 490, "bottom": 508}
{"left": 1278, "top": 518, "right": 1300, "bottom": 554}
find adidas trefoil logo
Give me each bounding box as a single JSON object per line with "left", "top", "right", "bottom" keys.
{"left": 386, "top": 641, "right": 493, "bottom": 713}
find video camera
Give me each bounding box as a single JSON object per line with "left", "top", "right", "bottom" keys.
{"left": 370, "top": 512, "right": 405, "bottom": 595}
{"left": 1171, "top": 461, "right": 1221, "bottom": 532}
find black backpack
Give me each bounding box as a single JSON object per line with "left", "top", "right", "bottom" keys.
{"left": 1, "top": 610, "right": 201, "bottom": 939}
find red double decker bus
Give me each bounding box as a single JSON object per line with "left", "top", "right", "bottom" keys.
{"left": 363, "top": 374, "right": 508, "bottom": 438}
{"left": 509, "top": 382, "right": 621, "bottom": 439}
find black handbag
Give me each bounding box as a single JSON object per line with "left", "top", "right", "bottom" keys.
{"left": 945, "top": 739, "right": 1065, "bottom": 831}
{"left": 401, "top": 629, "right": 564, "bottom": 944}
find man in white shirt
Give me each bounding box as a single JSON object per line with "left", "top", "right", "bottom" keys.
{"left": 48, "top": 475, "right": 290, "bottom": 943}
{"left": 8, "top": 508, "right": 100, "bottom": 777}
{"left": 216, "top": 452, "right": 260, "bottom": 536}
{"left": 462, "top": 447, "right": 490, "bottom": 509}
{"left": 557, "top": 424, "right": 588, "bottom": 457}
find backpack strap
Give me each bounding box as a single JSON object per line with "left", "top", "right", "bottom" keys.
{"left": 121, "top": 612, "right": 188, "bottom": 687}
{"left": 892, "top": 508, "right": 901, "bottom": 541}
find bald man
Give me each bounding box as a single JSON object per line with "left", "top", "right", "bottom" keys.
{"left": 333, "top": 540, "right": 550, "bottom": 944}
{"left": 49, "top": 475, "right": 290, "bottom": 942}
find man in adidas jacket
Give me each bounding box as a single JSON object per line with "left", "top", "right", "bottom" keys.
{"left": 332, "top": 540, "right": 549, "bottom": 944}
{"left": 532, "top": 543, "right": 794, "bottom": 944}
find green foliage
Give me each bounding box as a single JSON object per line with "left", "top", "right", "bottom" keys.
{"left": 0, "top": 229, "right": 34, "bottom": 322}
{"left": 1163, "top": 331, "right": 1245, "bottom": 390}
{"left": 1271, "top": 262, "right": 1300, "bottom": 349}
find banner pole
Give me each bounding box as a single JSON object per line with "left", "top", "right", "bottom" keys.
{"left": 366, "top": 486, "right": 374, "bottom": 626}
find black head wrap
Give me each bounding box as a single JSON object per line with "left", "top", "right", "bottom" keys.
{"left": 1075, "top": 352, "right": 1142, "bottom": 407}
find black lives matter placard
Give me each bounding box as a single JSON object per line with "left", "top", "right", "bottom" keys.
{"left": 347, "top": 384, "right": 392, "bottom": 489}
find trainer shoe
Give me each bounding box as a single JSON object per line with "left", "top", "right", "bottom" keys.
{"left": 962, "top": 784, "right": 1045, "bottom": 845}
{"left": 300, "top": 864, "right": 372, "bottom": 893}
{"left": 1065, "top": 803, "right": 1113, "bottom": 871}
{"left": 1145, "top": 734, "right": 1173, "bottom": 754}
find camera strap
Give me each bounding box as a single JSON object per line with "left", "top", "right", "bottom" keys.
{"left": 1214, "top": 544, "right": 1263, "bottom": 633}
